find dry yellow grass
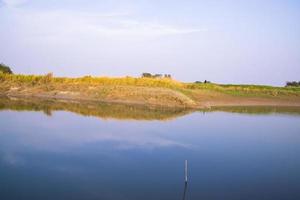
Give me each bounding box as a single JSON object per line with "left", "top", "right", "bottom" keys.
{"left": 1, "top": 73, "right": 300, "bottom": 108}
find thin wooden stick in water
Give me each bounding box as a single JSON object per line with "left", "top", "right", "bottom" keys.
{"left": 185, "top": 160, "right": 188, "bottom": 183}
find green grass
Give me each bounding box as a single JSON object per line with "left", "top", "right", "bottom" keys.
{"left": 186, "top": 82, "right": 300, "bottom": 97}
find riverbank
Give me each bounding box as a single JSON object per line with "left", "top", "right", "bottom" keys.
{"left": 1, "top": 73, "right": 300, "bottom": 108}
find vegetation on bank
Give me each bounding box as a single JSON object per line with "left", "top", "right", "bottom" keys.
{"left": 0, "top": 63, "right": 13, "bottom": 74}
{"left": 141, "top": 72, "right": 172, "bottom": 79}
{"left": 286, "top": 81, "right": 300, "bottom": 87}
{"left": 1, "top": 72, "right": 300, "bottom": 108}
{"left": 0, "top": 73, "right": 195, "bottom": 107}
{"left": 1, "top": 73, "right": 300, "bottom": 96}
{"left": 187, "top": 82, "right": 300, "bottom": 97}
{"left": 0, "top": 73, "right": 183, "bottom": 89}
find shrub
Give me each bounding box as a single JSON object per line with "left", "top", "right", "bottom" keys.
{"left": 164, "top": 74, "right": 172, "bottom": 78}
{"left": 153, "top": 74, "right": 162, "bottom": 78}
{"left": 286, "top": 81, "right": 300, "bottom": 87}
{"left": 40, "top": 73, "right": 53, "bottom": 84}
{"left": 142, "top": 73, "right": 152, "bottom": 78}
{"left": 142, "top": 72, "right": 171, "bottom": 79}
{"left": 0, "top": 63, "right": 13, "bottom": 74}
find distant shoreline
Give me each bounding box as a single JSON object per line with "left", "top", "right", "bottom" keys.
{"left": 1, "top": 73, "right": 300, "bottom": 108}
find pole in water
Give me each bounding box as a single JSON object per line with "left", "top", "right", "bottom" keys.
{"left": 185, "top": 160, "right": 188, "bottom": 183}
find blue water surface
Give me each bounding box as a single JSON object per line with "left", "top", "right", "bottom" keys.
{"left": 0, "top": 109, "right": 300, "bottom": 200}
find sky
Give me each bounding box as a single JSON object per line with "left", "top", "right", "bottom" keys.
{"left": 0, "top": 0, "right": 299, "bottom": 85}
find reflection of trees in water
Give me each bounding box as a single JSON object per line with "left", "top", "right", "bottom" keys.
{"left": 0, "top": 97, "right": 192, "bottom": 121}
{"left": 43, "top": 107, "right": 52, "bottom": 116}
{"left": 1, "top": 97, "right": 300, "bottom": 121}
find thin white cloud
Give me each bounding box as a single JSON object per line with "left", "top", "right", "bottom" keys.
{"left": 6, "top": 6, "right": 206, "bottom": 41}
{"left": 95, "top": 19, "right": 205, "bottom": 37}
{"left": 2, "top": 0, "right": 27, "bottom": 7}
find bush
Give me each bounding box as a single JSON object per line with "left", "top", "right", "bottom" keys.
{"left": 40, "top": 73, "right": 53, "bottom": 84}
{"left": 286, "top": 81, "right": 300, "bottom": 87}
{"left": 164, "top": 74, "right": 172, "bottom": 78}
{"left": 142, "top": 73, "right": 152, "bottom": 78}
{"left": 141, "top": 72, "right": 171, "bottom": 79}
{"left": 193, "top": 80, "right": 210, "bottom": 84}
{"left": 0, "top": 63, "right": 13, "bottom": 74}
{"left": 153, "top": 74, "right": 162, "bottom": 78}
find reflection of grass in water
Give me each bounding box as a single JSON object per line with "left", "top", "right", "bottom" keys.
{"left": 200, "top": 106, "right": 300, "bottom": 116}
{"left": 0, "top": 97, "right": 192, "bottom": 121}
{"left": 1, "top": 97, "right": 300, "bottom": 121}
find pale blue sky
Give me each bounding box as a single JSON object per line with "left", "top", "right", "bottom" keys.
{"left": 0, "top": 0, "right": 299, "bottom": 85}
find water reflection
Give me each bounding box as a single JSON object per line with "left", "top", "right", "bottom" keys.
{"left": 0, "top": 97, "right": 192, "bottom": 121}
{"left": 1, "top": 97, "right": 300, "bottom": 121}
{"left": 182, "top": 182, "right": 188, "bottom": 200}
{"left": 208, "top": 106, "right": 300, "bottom": 115}
{"left": 0, "top": 97, "right": 300, "bottom": 200}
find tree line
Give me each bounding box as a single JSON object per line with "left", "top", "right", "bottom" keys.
{"left": 286, "top": 81, "right": 300, "bottom": 87}
{"left": 141, "top": 73, "right": 171, "bottom": 79}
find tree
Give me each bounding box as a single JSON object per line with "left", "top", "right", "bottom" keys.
{"left": 286, "top": 81, "right": 300, "bottom": 87}
{"left": 153, "top": 74, "right": 162, "bottom": 78}
{"left": 141, "top": 72, "right": 171, "bottom": 79}
{"left": 141, "top": 73, "right": 152, "bottom": 78}
{"left": 164, "top": 74, "right": 172, "bottom": 79}
{"left": 0, "top": 63, "right": 13, "bottom": 74}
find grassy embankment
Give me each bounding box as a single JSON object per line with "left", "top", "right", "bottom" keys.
{"left": 1, "top": 73, "right": 300, "bottom": 108}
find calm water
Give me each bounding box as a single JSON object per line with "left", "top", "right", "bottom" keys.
{"left": 1, "top": 98, "right": 300, "bottom": 200}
